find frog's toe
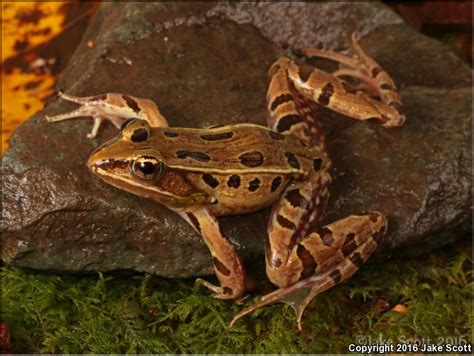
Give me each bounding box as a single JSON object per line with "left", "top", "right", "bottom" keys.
{"left": 195, "top": 278, "right": 240, "bottom": 300}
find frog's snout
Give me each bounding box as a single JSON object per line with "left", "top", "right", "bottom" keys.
{"left": 87, "top": 146, "right": 104, "bottom": 172}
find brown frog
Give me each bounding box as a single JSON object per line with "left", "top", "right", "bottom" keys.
{"left": 46, "top": 33, "right": 405, "bottom": 330}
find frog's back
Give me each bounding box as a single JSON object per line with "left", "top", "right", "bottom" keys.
{"left": 152, "top": 123, "right": 322, "bottom": 175}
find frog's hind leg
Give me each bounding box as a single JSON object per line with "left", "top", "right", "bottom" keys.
{"left": 230, "top": 212, "right": 386, "bottom": 331}
{"left": 299, "top": 32, "right": 405, "bottom": 127}
{"left": 45, "top": 91, "right": 168, "bottom": 137}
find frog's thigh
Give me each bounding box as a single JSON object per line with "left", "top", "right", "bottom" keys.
{"left": 179, "top": 208, "right": 246, "bottom": 299}
{"left": 266, "top": 58, "right": 325, "bottom": 148}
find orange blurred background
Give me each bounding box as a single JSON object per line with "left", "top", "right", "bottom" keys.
{"left": 1, "top": 1, "right": 97, "bottom": 154}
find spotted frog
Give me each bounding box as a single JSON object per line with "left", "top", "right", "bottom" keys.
{"left": 46, "top": 34, "right": 405, "bottom": 330}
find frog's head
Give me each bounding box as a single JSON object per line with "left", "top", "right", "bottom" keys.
{"left": 87, "top": 119, "right": 212, "bottom": 208}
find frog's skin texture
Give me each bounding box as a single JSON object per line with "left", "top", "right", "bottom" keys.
{"left": 46, "top": 34, "right": 405, "bottom": 330}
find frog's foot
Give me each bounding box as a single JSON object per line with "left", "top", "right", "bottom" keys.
{"left": 45, "top": 92, "right": 126, "bottom": 138}
{"left": 45, "top": 91, "right": 169, "bottom": 136}
{"left": 47, "top": 111, "right": 124, "bottom": 139}
{"left": 230, "top": 270, "right": 334, "bottom": 331}
{"left": 230, "top": 237, "right": 378, "bottom": 331}
{"left": 231, "top": 213, "right": 387, "bottom": 331}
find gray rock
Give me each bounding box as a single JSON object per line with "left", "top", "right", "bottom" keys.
{"left": 2, "top": 2, "right": 471, "bottom": 277}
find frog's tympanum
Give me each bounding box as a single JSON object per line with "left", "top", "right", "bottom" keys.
{"left": 46, "top": 34, "right": 405, "bottom": 330}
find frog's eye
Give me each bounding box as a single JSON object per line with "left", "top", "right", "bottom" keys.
{"left": 131, "top": 156, "right": 164, "bottom": 180}
{"left": 121, "top": 119, "right": 151, "bottom": 143}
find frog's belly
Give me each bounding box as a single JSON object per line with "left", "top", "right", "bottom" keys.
{"left": 187, "top": 172, "right": 292, "bottom": 216}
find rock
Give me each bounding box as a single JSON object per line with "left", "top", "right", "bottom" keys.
{"left": 2, "top": 2, "right": 471, "bottom": 277}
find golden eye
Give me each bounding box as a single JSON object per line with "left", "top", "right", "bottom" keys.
{"left": 131, "top": 157, "right": 164, "bottom": 180}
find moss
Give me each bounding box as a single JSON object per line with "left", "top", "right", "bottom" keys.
{"left": 1, "top": 247, "right": 472, "bottom": 353}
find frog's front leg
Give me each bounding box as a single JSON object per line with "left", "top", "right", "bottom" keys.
{"left": 178, "top": 207, "right": 246, "bottom": 299}
{"left": 45, "top": 91, "right": 169, "bottom": 137}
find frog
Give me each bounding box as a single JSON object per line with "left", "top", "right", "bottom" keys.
{"left": 45, "top": 33, "right": 405, "bottom": 330}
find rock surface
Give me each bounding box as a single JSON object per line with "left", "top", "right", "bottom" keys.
{"left": 2, "top": 2, "right": 471, "bottom": 277}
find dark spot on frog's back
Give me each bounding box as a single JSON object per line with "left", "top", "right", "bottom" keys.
{"left": 123, "top": 95, "right": 140, "bottom": 113}
{"left": 176, "top": 150, "right": 210, "bottom": 162}
{"left": 200, "top": 132, "right": 234, "bottom": 141}
{"left": 248, "top": 178, "right": 260, "bottom": 192}
{"left": 285, "top": 152, "right": 300, "bottom": 169}
{"left": 202, "top": 173, "right": 219, "bottom": 188}
{"left": 271, "top": 176, "right": 282, "bottom": 192}
{"left": 239, "top": 151, "right": 264, "bottom": 167}
{"left": 227, "top": 175, "right": 241, "bottom": 188}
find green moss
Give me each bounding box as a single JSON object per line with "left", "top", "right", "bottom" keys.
{"left": 2, "top": 248, "right": 472, "bottom": 353}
